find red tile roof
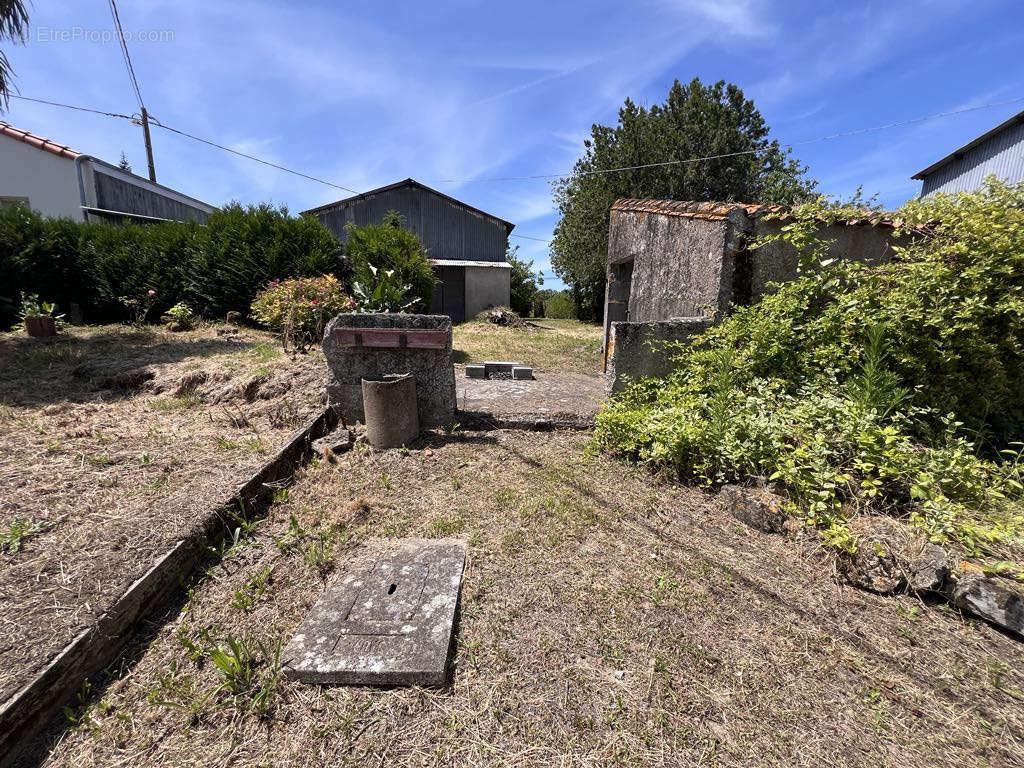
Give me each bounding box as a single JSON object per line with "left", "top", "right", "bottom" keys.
{"left": 610, "top": 198, "right": 784, "bottom": 221}
{"left": 0, "top": 121, "right": 81, "bottom": 159}
{"left": 611, "top": 198, "right": 896, "bottom": 228}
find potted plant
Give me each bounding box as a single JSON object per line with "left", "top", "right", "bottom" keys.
{"left": 20, "top": 293, "right": 63, "bottom": 338}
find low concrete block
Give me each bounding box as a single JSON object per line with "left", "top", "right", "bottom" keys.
{"left": 483, "top": 361, "right": 522, "bottom": 377}
{"left": 511, "top": 366, "right": 533, "bottom": 380}
{"left": 607, "top": 317, "right": 713, "bottom": 393}
{"left": 323, "top": 314, "right": 455, "bottom": 428}
{"left": 465, "top": 364, "right": 486, "bottom": 379}
{"left": 283, "top": 539, "right": 467, "bottom": 686}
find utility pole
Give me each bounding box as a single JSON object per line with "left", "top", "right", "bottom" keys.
{"left": 140, "top": 106, "right": 156, "bottom": 182}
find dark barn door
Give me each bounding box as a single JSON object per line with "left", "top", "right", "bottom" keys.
{"left": 433, "top": 266, "right": 466, "bottom": 324}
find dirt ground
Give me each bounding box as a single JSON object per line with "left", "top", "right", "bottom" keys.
{"left": 33, "top": 430, "right": 1024, "bottom": 768}
{"left": 0, "top": 325, "right": 326, "bottom": 708}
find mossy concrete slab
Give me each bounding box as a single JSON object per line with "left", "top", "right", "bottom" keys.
{"left": 283, "top": 538, "right": 466, "bottom": 686}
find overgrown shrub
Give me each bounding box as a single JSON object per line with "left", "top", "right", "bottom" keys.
{"left": 344, "top": 212, "right": 434, "bottom": 311}
{"left": 0, "top": 202, "right": 346, "bottom": 328}
{"left": 595, "top": 179, "right": 1024, "bottom": 569}
{"left": 507, "top": 245, "right": 541, "bottom": 316}
{"left": 251, "top": 275, "right": 355, "bottom": 348}
{"left": 544, "top": 290, "right": 576, "bottom": 319}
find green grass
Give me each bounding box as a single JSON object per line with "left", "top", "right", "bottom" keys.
{"left": 452, "top": 318, "right": 602, "bottom": 374}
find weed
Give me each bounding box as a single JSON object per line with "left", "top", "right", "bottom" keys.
{"left": 275, "top": 513, "right": 306, "bottom": 555}
{"left": 250, "top": 342, "right": 281, "bottom": 364}
{"left": 84, "top": 452, "right": 115, "bottom": 468}
{"left": 303, "top": 531, "right": 334, "bottom": 575}
{"left": 379, "top": 473, "right": 393, "bottom": 491}
{"left": 272, "top": 487, "right": 290, "bottom": 505}
{"left": 1, "top": 518, "right": 53, "bottom": 554}
{"left": 231, "top": 565, "right": 275, "bottom": 612}
{"left": 430, "top": 510, "right": 466, "bottom": 536}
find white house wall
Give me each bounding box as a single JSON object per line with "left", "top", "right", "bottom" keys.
{"left": 0, "top": 134, "right": 82, "bottom": 219}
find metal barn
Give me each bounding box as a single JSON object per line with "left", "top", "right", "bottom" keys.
{"left": 304, "top": 179, "right": 514, "bottom": 323}
{"left": 913, "top": 109, "right": 1024, "bottom": 197}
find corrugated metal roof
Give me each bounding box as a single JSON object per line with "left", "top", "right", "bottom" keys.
{"left": 303, "top": 177, "right": 515, "bottom": 233}
{"left": 912, "top": 108, "right": 1024, "bottom": 180}
{"left": 0, "top": 121, "right": 81, "bottom": 159}
{"left": 430, "top": 259, "right": 512, "bottom": 268}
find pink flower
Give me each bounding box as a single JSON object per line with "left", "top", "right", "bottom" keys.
{"left": 310, "top": 299, "right": 319, "bottom": 306}
{"left": 147, "top": 289, "right": 156, "bottom": 297}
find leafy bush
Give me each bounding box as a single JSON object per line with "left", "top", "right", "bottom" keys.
{"left": 0, "top": 202, "right": 346, "bottom": 328}
{"left": 344, "top": 212, "right": 434, "bottom": 311}
{"left": 507, "top": 245, "right": 541, "bottom": 316}
{"left": 162, "top": 302, "right": 200, "bottom": 331}
{"left": 251, "top": 275, "right": 354, "bottom": 348}
{"left": 352, "top": 265, "right": 417, "bottom": 313}
{"left": 595, "top": 179, "right": 1024, "bottom": 568}
{"left": 544, "top": 290, "right": 576, "bottom": 319}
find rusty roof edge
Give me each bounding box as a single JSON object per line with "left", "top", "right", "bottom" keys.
{"left": 611, "top": 198, "right": 897, "bottom": 229}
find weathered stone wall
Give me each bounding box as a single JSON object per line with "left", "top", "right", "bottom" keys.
{"left": 609, "top": 210, "right": 732, "bottom": 322}
{"left": 750, "top": 219, "right": 899, "bottom": 300}
{"left": 322, "top": 313, "right": 456, "bottom": 428}
{"left": 607, "top": 317, "right": 714, "bottom": 392}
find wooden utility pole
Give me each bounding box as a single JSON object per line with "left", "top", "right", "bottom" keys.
{"left": 140, "top": 107, "right": 156, "bottom": 182}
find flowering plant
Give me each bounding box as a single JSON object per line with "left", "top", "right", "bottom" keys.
{"left": 118, "top": 289, "right": 158, "bottom": 326}
{"left": 251, "top": 274, "right": 355, "bottom": 350}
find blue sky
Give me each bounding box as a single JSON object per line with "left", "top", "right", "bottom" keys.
{"left": 5, "top": 0, "right": 1023, "bottom": 289}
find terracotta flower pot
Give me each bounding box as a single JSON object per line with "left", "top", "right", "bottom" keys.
{"left": 24, "top": 316, "right": 56, "bottom": 338}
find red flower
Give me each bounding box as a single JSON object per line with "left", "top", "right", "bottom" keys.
{"left": 310, "top": 299, "right": 319, "bottom": 306}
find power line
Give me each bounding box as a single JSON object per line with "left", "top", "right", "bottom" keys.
{"left": 9, "top": 90, "right": 1023, "bottom": 244}
{"left": 429, "top": 95, "right": 1024, "bottom": 184}
{"left": 148, "top": 119, "right": 360, "bottom": 194}
{"left": 107, "top": 0, "right": 145, "bottom": 109}
{"left": 7, "top": 93, "right": 135, "bottom": 120}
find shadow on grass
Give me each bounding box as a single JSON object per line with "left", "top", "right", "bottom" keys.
{"left": 0, "top": 328, "right": 264, "bottom": 407}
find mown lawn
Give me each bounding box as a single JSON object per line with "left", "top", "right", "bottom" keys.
{"left": 35, "top": 430, "right": 1024, "bottom": 768}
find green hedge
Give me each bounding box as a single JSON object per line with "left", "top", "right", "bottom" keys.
{"left": 0, "top": 203, "right": 346, "bottom": 328}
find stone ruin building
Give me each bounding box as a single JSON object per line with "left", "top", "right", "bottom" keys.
{"left": 602, "top": 198, "right": 900, "bottom": 391}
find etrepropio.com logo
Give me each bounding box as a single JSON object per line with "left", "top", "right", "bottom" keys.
{"left": 35, "top": 27, "right": 175, "bottom": 44}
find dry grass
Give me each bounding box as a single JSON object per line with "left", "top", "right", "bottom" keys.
{"left": 453, "top": 318, "right": 603, "bottom": 375}
{"left": 34, "top": 430, "right": 1024, "bottom": 768}
{"left": 0, "top": 324, "right": 325, "bottom": 707}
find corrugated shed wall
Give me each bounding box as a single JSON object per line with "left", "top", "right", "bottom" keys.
{"left": 93, "top": 171, "right": 211, "bottom": 222}
{"left": 921, "top": 119, "right": 1024, "bottom": 196}
{"left": 313, "top": 186, "right": 507, "bottom": 262}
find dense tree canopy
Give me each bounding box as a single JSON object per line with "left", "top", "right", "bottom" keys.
{"left": 551, "top": 77, "right": 816, "bottom": 322}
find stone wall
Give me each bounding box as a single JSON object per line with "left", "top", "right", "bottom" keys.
{"left": 607, "top": 317, "right": 713, "bottom": 393}
{"left": 608, "top": 210, "right": 733, "bottom": 322}
{"left": 322, "top": 313, "right": 456, "bottom": 428}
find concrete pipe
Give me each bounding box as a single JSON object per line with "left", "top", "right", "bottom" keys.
{"left": 361, "top": 373, "right": 419, "bottom": 449}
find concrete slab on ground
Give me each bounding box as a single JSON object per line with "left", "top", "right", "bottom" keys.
{"left": 456, "top": 370, "right": 605, "bottom": 429}
{"left": 282, "top": 539, "right": 466, "bottom": 686}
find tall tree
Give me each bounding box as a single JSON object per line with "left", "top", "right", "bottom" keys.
{"left": 551, "top": 78, "right": 816, "bottom": 322}
{"left": 0, "top": 0, "right": 29, "bottom": 110}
